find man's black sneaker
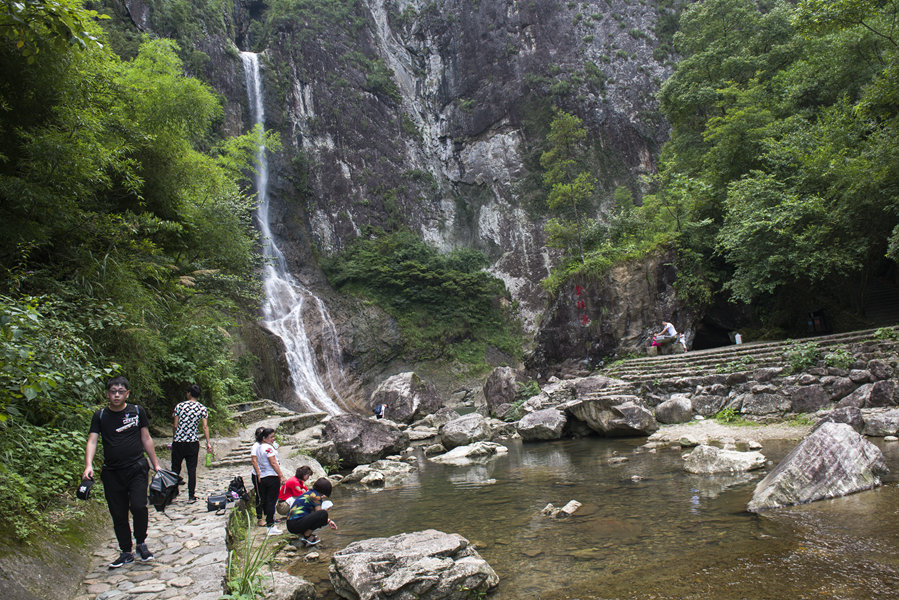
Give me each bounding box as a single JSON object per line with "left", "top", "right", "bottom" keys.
{"left": 136, "top": 542, "right": 154, "bottom": 562}
{"left": 109, "top": 551, "right": 134, "bottom": 568}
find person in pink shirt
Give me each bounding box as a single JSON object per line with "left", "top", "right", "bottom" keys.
{"left": 277, "top": 465, "right": 313, "bottom": 516}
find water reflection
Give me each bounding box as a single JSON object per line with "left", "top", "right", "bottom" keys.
{"left": 293, "top": 437, "right": 899, "bottom": 599}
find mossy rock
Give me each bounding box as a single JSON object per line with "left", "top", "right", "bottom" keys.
{"left": 0, "top": 501, "right": 108, "bottom": 600}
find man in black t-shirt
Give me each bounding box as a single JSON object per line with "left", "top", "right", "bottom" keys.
{"left": 83, "top": 376, "right": 161, "bottom": 569}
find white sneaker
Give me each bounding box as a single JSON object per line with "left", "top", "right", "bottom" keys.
{"left": 267, "top": 526, "right": 282, "bottom": 536}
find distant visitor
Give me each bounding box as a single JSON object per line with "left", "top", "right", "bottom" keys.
{"left": 373, "top": 403, "right": 388, "bottom": 419}
{"left": 652, "top": 320, "right": 687, "bottom": 352}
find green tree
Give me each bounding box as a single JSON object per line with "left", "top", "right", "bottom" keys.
{"left": 540, "top": 110, "right": 595, "bottom": 264}
{"left": 649, "top": 0, "right": 898, "bottom": 318}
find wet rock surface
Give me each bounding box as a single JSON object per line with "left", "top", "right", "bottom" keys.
{"left": 329, "top": 529, "right": 498, "bottom": 600}
{"left": 747, "top": 422, "right": 889, "bottom": 512}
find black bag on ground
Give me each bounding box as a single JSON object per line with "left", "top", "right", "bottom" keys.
{"left": 148, "top": 468, "right": 183, "bottom": 512}
{"left": 207, "top": 493, "right": 227, "bottom": 514}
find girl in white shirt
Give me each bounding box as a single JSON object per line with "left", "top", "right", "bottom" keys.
{"left": 255, "top": 428, "right": 285, "bottom": 534}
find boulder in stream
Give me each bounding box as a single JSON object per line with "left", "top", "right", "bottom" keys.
{"left": 541, "top": 500, "right": 582, "bottom": 518}
{"left": 439, "top": 413, "right": 490, "bottom": 449}
{"left": 428, "top": 441, "right": 508, "bottom": 466}
{"left": 370, "top": 372, "right": 443, "bottom": 424}
{"left": 322, "top": 414, "right": 409, "bottom": 469}
{"left": 654, "top": 394, "right": 693, "bottom": 424}
{"left": 329, "top": 529, "right": 498, "bottom": 600}
{"left": 339, "top": 459, "right": 417, "bottom": 488}
{"left": 565, "top": 396, "right": 658, "bottom": 436}
{"left": 747, "top": 422, "right": 888, "bottom": 512}
{"left": 516, "top": 408, "right": 567, "bottom": 441}
{"left": 682, "top": 445, "right": 766, "bottom": 474}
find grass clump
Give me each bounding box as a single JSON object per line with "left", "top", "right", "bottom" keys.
{"left": 786, "top": 414, "right": 816, "bottom": 427}
{"left": 222, "top": 510, "right": 282, "bottom": 599}
{"left": 713, "top": 407, "right": 756, "bottom": 426}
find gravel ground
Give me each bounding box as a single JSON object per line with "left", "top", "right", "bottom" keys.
{"left": 647, "top": 418, "right": 812, "bottom": 445}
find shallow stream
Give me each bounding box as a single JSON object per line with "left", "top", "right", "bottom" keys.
{"left": 290, "top": 437, "right": 899, "bottom": 599}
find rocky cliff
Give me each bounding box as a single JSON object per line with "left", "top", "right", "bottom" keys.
{"left": 118, "top": 0, "right": 681, "bottom": 398}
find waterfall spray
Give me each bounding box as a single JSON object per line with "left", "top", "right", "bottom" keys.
{"left": 240, "top": 51, "right": 345, "bottom": 415}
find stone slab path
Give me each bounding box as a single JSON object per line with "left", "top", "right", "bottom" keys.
{"left": 72, "top": 463, "right": 240, "bottom": 600}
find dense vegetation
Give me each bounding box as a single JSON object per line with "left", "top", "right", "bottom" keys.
{"left": 0, "top": 0, "right": 266, "bottom": 537}
{"left": 322, "top": 230, "right": 522, "bottom": 366}
{"left": 547, "top": 0, "right": 898, "bottom": 332}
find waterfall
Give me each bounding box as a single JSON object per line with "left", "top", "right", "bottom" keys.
{"left": 240, "top": 51, "right": 346, "bottom": 415}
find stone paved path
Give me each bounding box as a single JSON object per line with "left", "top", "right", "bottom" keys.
{"left": 73, "top": 463, "right": 238, "bottom": 600}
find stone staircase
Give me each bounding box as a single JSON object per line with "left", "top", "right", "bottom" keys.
{"left": 209, "top": 400, "right": 327, "bottom": 470}
{"left": 601, "top": 325, "right": 899, "bottom": 386}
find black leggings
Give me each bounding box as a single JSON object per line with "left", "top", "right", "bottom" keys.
{"left": 101, "top": 459, "right": 149, "bottom": 553}
{"left": 170, "top": 441, "right": 199, "bottom": 498}
{"left": 258, "top": 475, "right": 280, "bottom": 526}
{"left": 286, "top": 509, "right": 328, "bottom": 537}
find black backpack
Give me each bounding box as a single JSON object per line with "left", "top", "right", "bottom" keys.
{"left": 227, "top": 475, "right": 250, "bottom": 502}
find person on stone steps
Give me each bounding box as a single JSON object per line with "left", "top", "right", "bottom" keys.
{"left": 286, "top": 477, "right": 338, "bottom": 545}
{"left": 255, "top": 427, "right": 285, "bottom": 535}
{"left": 82, "top": 376, "right": 161, "bottom": 569}
{"left": 653, "top": 321, "right": 678, "bottom": 345}
{"left": 249, "top": 426, "right": 266, "bottom": 526}
{"left": 170, "top": 383, "right": 212, "bottom": 504}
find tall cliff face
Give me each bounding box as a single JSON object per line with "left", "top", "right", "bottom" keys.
{"left": 256, "top": 0, "right": 672, "bottom": 328}
{"left": 119, "top": 0, "right": 678, "bottom": 395}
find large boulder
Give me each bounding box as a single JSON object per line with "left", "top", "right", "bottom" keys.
{"left": 741, "top": 392, "right": 790, "bottom": 416}
{"left": 339, "top": 459, "right": 418, "bottom": 488}
{"left": 329, "top": 530, "right": 499, "bottom": 600}
{"left": 837, "top": 381, "right": 897, "bottom": 408}
{"left": 683, "top": 445, "right": 767, "bottom": 474}
{"left": 516, "top": 408, "right": 567, "bottom": 441}
{"left": 861, "top": 407, "right": 899, "bottom": 437}
{"left": 428, "top": 441, "right": 509, "bottom": 466}
{"left": 370, "top": 372, "right": 443, "bottom": 423}
{"left": 654, "top": 394, "right": 693, "bottom": 424}
{"left": 322, "top": 415, "right": 409, "bottom": 469}
{"left": 787, "top": 385, "right": 829, "bottom": 413}
{"left": 747, "top": 422, "right": 888, "bottom": 512}
{"left": 565, "top": 396, "right": 658, "bottom": 436}
{"left": 483, "top": 366, "right": 523, "bottom": 414}
{"left": 411, "top": 407, "right": 461, "bottom": 430}
{"left": 439, "top": 413, "right": 490, "bottom": 449}
{"left": 266, "top": 570, "right": 316, "bottom": 600}
{"left": 812, "top": 406, "right": 864, "bottom": 434}
{"left": 691, "top": 394, "right": 726, "bottom": 417}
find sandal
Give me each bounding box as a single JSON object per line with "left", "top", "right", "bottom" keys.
{"left": 303, "top": 534, "right": 320, "bottom": 546}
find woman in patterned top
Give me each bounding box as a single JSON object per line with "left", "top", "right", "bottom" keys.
{"left": 171, "top": 384, "right": 212, "bottom": 503}
{"left": 286, "top": 477, "right": 337, "bottom": 545}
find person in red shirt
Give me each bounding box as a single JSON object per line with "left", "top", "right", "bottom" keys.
{"left": 276, "top": 465, "right": 313, "bottom": 516}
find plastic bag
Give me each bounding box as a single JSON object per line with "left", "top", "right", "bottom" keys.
{"left": 148, "top": 468, "right": 183, "bottom": 512}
